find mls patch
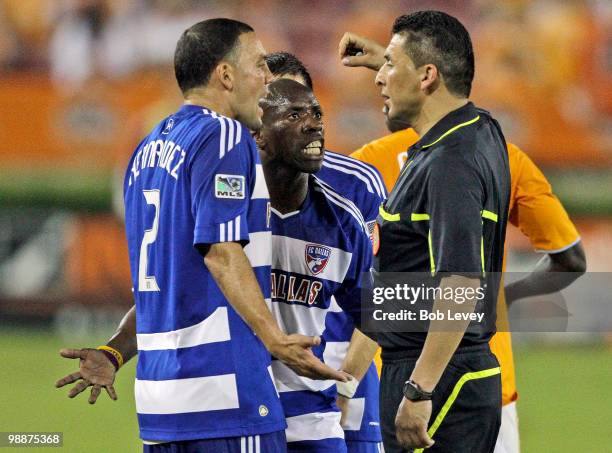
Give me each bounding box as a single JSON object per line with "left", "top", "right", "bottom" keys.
{"left": 215, "top": 174, "right": 245, "bottom": 199}
{"left": 305, "top": 244, "right": 331, "bottom": 275}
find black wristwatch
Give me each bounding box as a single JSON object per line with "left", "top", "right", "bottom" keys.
{"left": 402, "top": 379, "right": 434, "bottom": 401}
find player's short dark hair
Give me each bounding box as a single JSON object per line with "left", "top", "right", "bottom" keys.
{"left": 392, "top": 11, "right": 474, "bottom": 97}
{"left": 174, "top": 18, "right": 254, "bottom": 94}
{"left": 265, "top": 52, "right": 313, "bottom": 90}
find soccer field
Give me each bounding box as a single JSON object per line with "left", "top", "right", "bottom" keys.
{"left": 0, "top": 329, "right": 610, "bottom": 452}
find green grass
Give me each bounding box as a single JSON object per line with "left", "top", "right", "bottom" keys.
{"left": 1, "top": 329, "right": 611, "bottom": 452}
{"left": 0, "top": 329, "right": 140, "bottom": 452}
{"left": 513, "top": 342, "right": 612, "bottom": 451}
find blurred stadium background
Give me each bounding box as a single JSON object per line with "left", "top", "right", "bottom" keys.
{"left": 0, "top": 0, "right": 610, "bottom": 451}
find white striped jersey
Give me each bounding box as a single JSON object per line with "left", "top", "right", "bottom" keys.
{"left": 123, "top": 105, "right": 284, "bottom": 442}
{"left": 317, "top": 151, "right": 387, "bottom": 442}
{"left": 269, "top": 176, "right": 373, "bottom": 447}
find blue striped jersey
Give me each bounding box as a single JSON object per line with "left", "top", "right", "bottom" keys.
{"left": 123, "top": 104, "right": 284, "bottom": 442}
{"left": 316, "top": 151, "right": 387, "bottom": 442}
{"left": 269, "top": 176, "right": 373, "bottom": 447}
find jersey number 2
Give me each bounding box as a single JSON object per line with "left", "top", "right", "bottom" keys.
{"left": 139, "top": 190, "right": 160, "bottom": 291}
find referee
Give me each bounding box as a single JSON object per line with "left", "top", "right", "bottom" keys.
{"left": 368, "top": 11, "right": 510, "bottom": 452}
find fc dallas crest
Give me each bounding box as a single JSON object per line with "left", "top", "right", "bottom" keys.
{"left": 305, "top": 244, "right": 332, "bottom": 275}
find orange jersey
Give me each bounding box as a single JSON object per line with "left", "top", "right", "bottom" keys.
{"left": 351, "top": 130, "right": 580, "bottom": 406}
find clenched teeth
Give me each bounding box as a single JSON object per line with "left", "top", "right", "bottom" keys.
{"left": 303, "top": 140, "right": 322, "bottom": 156}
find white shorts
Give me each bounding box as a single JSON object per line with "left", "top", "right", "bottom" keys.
{"left": 494, "top": 402, "right": 520, "bottom": 453}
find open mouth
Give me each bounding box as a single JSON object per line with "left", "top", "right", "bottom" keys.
{"left": 302, "top": 140, "right": 323, "bottom": 157}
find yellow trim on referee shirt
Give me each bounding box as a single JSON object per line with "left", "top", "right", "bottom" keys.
{"left": 411, "top": 213, "right": 430, "bottom": 221}
{"left": 481, "top": 210, "right": 498, "bottom": 222}
{"left": 414, "top": 366, "right": 501, "bottom": 453}
{"left": 480, "top": 233, "right": 486, "bottom": 277}
{"left": 479, "top": 211, "right": 497, "bottom": 276}
{"left": 427, "top": 229, "right": 436, "bottom": 276}
{"left": 421, "top": 116, "right": 481, "bottom": 149}
{"left": 379, "top": 205, "right": 400, "bottom": 221}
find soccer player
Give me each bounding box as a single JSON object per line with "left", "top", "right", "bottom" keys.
{"left": 55, "top": 19, "right": 348, "bottom": 452}
{"left": 341, "top": 30, "right": 586, "bottom": 453}
{"left": 341, "top": 11, "right": 512, "bottom": 452}
{"left": 266, "top": 52, "right": 386, "bottom": 453}
{"left": 256, "top": 78, "right": 378, "bottom": 452}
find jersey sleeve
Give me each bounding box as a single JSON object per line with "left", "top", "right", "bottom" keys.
{"left": 360, "top": 165, "right": 388, "bottom": 242}
{"left": 333, "top": 226, "right": 373, "bottom": 328}
{"left": 508, "top": 145, "right": 580, "bottom": 252}
{"left": 189, "top": 121, "right": 253, "bottom": 246}
{"left": 427, "top": 154, "right": 484, "bottom": 276}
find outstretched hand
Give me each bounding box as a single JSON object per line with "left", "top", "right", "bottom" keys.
{"left": 338, "top": 32, "right": 386, "bottom": 71}
{"left": 55, "top": 348, "right": 118, "bottom": 404}
{"left": 271, "top": 334, "right": 350, "bottom": 382}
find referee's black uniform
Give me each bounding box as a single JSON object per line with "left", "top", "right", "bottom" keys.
{"left": 374, "top": 102, "right": 510, "bottom": 453}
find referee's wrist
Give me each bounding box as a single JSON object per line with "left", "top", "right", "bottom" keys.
{"left": 409, "top": 374, "right": 437, "bottom": 394}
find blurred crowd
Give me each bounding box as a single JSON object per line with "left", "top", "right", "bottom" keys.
{"left": 0, "top": 0, "right": 610, "bottom": 313}
{"left": 0, "top": 0, "right": 609, "bottom": 166}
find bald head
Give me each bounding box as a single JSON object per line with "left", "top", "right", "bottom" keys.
{"left": 261, "top": 78, "right": 314, "bottom": 112}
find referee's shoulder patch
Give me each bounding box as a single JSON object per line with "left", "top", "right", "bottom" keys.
{"left": 215, "top": 174, "right": 245, "bottom": 199}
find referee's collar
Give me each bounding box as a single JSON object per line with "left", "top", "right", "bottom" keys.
{"left": 411, "top": 102, "right": 480, "bottom": 151}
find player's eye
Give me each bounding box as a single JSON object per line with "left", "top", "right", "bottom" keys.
{"left": 289, "top": 112, "right": 300, "bottom": 119}
{"left": 314, "top": 112, "right": 322, "bottom": 119}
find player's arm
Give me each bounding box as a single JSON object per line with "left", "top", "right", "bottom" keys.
{"left": 504, "top": 146, "right": 586, "bottom": 305}
{"left": 505, "top": 243, "right": 586, "bottom": 304}
{"left": 200, "top": 241, "right": 347, "bottom": 381}
{"left": 335, "top": 327, "right": 379, "bottom": 426}
{"left": 339, "top": 328, "right": 378, "bottom": 386}
{"left": 56, "top": 306, "right": 136, "bottom": 404}
{"left": 339, "top": 32, "right": 386, "bottom": 70}
{"left": 192, "top": 127, "right": 347, "bottom": 382}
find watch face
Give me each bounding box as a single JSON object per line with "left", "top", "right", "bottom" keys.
{"left": 403, "top": 381, "right": 419, "bottom": 400}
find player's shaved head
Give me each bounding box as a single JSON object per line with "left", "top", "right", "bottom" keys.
{"left": 261, "top": 78, "right": 313, "bottom": 111}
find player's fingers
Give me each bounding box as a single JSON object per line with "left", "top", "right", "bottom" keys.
{"left": 105, "top": 385, "right": 118, "bottom": 401}
{"left": 338, "top": 32, "right": 368, "bottom": 58}
{"left": 338, "top": 32, "right": 355, "bottom": 58}
{"left": 303, "top": 357, "right": 349, "bottom": 382}
{"left": 59, "top": 348, "right": 88, "bottom": 360}
{"left": 68, "top": 379, "right": 91, "bottom": 398}
{"left": 341, "top": 54, "right": 373, "bottom": 67}
{"left": 55, "top": 372, "right": 81, "bottom": 388}
{"left": 293, "top": 334, "right": 321, "bottom": 348}
{"left": 88, "top": 385, "right": 101, "bottom": 404}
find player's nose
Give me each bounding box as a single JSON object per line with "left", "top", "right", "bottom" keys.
{"left": 375, "top": 67, "right": 385, "bottom": 87}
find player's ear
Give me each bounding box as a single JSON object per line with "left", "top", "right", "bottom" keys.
{"left": 420, "top": 63, "right": 439, "bottom": 94}
{"left": 216, "top": 62, "right": 234, "bottom": 91}
{"left": 253, "top": 129, "right": 267, "bottom": 150}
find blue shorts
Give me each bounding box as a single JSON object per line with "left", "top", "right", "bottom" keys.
{"left": 143, "top": 431, "right": 287, "bottom": 453}
{"left": 346, "top": 440, "right": 385, "bottom": 453}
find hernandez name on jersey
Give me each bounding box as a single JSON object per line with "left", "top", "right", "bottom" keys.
{"left": 123, "top": 105, "right": 284, "bottom": 442}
